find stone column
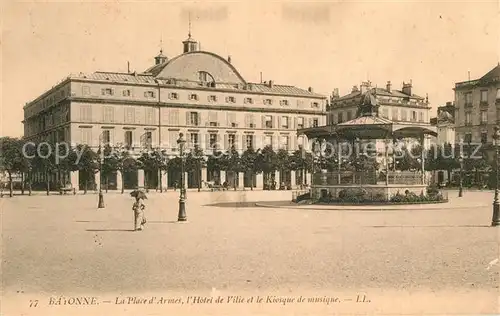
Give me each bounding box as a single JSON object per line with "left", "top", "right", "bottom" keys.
{"left": 385, "top": 139, "right": 389, "bottom": 185}
{"left": 291, "top": 170, "right": 296, "bottom": 188}
{"left": 138, "top": 169, "right": 145, "bottom": 189}
{"left": 239, "top": 172, "right": 245, "bottom": 189}
{"left": 95, "top": 171, "right": 101, "bottom": 191}
{"left": 202, "top": 167, "right": 208, "bottom": 183}
{"left": 306, "top": 172, "right": 312, "bottom": 185}
{"left": 116, "top": 171, "right": 123, "bottom": 192}
{"left": 70, "top": 171, "right": 79, "bottom": 192}
{"left": 161, "top": 171, "right": 168, "bottom": 192}
{"left": 421, "top": 135, "right": 425, "bottom": 185}
{"left": 256, "top": 173, "right": 263, "bottom": 189}
{"left": 184, "top": 172, "right": 189, "bottom": 189}
{"left": 275, "top": 170, "right": 281, "bottom": 188}
{"left": 220, "top": 171, "right": 226, "bottom": 185}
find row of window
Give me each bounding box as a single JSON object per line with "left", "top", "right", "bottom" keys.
{"left": 80, "top": 129, "right": 303, "bottom": 151}
{"left": 464, "top": 111, "right": 491, "bottom": 125}
{"left": 25, "top": 87, "right": 71, "bottom": 118}
{"left": 461, "top": 132, "right": 488, "bottom": 144}
{"left": 464, "top": 88, "right": 500, "bottom": 104}
{"left": 87, "top": 86, "right": 322, "bottom": 108}
{"left": 77, "top": 105, "right": 320, "bottom": 129}
{"left": 330, "top": 108, "right": 426, "bottom": 124}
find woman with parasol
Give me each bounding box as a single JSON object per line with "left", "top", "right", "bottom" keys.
{"left": 130, "top": 189, "right": 147, "bottom": 231}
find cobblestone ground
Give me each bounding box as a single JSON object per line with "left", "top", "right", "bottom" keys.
{"left": 1, "top": 190, "right": 499, "bottom": 315}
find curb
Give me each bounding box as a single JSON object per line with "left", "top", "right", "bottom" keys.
{"left": 254, "top": 202, "right": 490, "bottom": 211}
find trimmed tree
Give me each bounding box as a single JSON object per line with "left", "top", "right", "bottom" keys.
{"left": 257, "top": 145, "right": 278, "bottom": 190}
{"left": 75, "top": 144, "right": 98, "bottom": 194}
{"left": 221, "top": 146, "right": 241, "bottom": 191}
{"left": 185, "top": 145, "right": 205, "bottom": 191}
{"left": 0, "top": 137, "right": 24, "bottom": 197}
{"left": 240, "top": 146, "right": 260, "bottom": 190}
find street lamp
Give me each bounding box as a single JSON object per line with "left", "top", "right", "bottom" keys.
{"left": 491, "top": 126, "right": 500, "bottom": 226}
{"left": 458, "top": 154, "right": 464, "bottom": 197}
{"left": 177, "top": 133, "right": 187, "bottom": 222}
{"left": 97, "top": 134, "right": 105, "bottom": 209}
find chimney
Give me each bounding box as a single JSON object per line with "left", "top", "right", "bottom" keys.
{"left": 402, "top": 81, "right": 412, "bottom": 96}
{"left": 268, "top": 80, "right": 273, "bottom": 88}
{"left": 227, "top": 55, "right": 232, "bottom": 64}
{"left": 308, "top": 87, "right": 313, "bottom": 93}
{"left": 360, "top": 81, "right": 371, "bottom": 94}
{"left": 352, "top": 85, "right": 359, "bottom": 93}
{"left": 331, "top": 88, "right": 339, "bottom": 99}
{"left": 386, "top": 81, "right": 392, "bottom": 92}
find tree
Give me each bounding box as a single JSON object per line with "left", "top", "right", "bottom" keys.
{"left": 21, "top": 141, "right": 37, "bottom": 196}
{"left": 116, "top": 149, "right": 138, "bottom": 194}
{"left": 0, "top": 137, "right": 24, "bottom": 197}
{"left": 185, "top": 145, "right": 205, "bottom": 191}
{"left": 276, "top": 148, "right": 291, "bottom": 187}
{"left": 75, "top": 144, "right": 98, "bottom": 194}
{"left": 32, "top": 142, "right": 58, "bottom": 196}
{"left": 257, "top": 145, "right": 277, "bottom": 189}
{"left": 221, "top": 146, "right": 241, "bottom": 190}
{"left": 240, "top": 146, "right": 260, "bottom": 190}
{"left": 206, "top": 150, "right": 226, "bottom": 185}
{"left": 101, "top": 145, "right": 119, "bottom": 193}
{"left": 137, "top": 151, "right": 157, "bottom": 192}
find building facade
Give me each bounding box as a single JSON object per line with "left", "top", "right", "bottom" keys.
{"left": 327, "top": 80, "right": 431, "bottom": 127}
{"left": 454, "top": 64, "right": 500, "bottom": 144}
{"left": 325, "top": 80, "right": 433, "bottom": 158}
{"left": 22, "top": 34, "right": 327, "bottom": 190}
{"left": 430, "top": 102, "right": 455, "bottom": 146}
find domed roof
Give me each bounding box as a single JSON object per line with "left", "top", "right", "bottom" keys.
{"left": 151, "top": 50, "right": 246, "bottom": 84}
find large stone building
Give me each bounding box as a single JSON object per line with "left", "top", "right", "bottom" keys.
{"left": 325, "top": 80, "right": 433, "bottom": 159}
{"left": 327, "top": 80, "right": 431, "bottom": 127}
{"left": 454, "top": 63, "right": 500, "bottom": 144}
{"left": 22, "top": 33, "right": 327, "bottom": 191}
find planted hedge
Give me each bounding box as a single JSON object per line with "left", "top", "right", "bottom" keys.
{"left": 314, "top": 185, "right": 446, "bottom": 204}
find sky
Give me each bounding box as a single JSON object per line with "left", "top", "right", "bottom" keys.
{"left": 1, "top": 0, "right": 499, "bottom": 137}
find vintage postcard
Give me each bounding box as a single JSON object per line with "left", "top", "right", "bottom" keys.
{"left": 1, "top": 0, "right": 499, "bottom": 315}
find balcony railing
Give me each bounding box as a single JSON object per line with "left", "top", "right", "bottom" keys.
{"left": 312, "top": 171, "right": 423, "bottom": 186}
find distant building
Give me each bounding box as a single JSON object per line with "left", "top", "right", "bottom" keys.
{"left": 22, "top": 33, "right": 327, "bottom": 191}
{"left": 454, "top": 63, "right": 500, "bottom": 144}
{"left": 326, "top": 80, "right": 434, "bottom": 157}
{"left": 327, "top": 80, "right": 431, "bottom": 127}
{"left": 430, "top": 101, "right": 455, "bottom": 146}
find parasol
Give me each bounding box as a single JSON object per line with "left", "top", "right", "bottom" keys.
{"left": 130, "top": 189, "right": 148, "bottom": 199}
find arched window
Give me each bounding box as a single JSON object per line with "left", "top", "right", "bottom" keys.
{"left": 198, "top": 71, "right": 215, "bottom": 86}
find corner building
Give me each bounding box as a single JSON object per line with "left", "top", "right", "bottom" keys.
{"left": 22, "top": 34, "right": 327, "bottom": 191}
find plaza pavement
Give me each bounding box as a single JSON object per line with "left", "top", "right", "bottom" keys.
{"left": 1, "top": 189, "right": 499, "bottom": 315}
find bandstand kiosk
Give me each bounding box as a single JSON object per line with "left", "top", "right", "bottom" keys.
{"left": 298, "top": 90, "right": 438, "bottom": 201}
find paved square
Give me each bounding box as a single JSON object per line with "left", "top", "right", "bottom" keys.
{"left": 1, "top": 190, "right": 499, "bottom": 315}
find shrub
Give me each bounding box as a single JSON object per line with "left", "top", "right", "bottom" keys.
{"left": 295, "top": 192, "right": 310, "bottom": 203}
{"left": 372, "top": 193, "right": 387, "bottom": 202}
{"left": 426, "top": 184, "right": 439, "bottom": 197}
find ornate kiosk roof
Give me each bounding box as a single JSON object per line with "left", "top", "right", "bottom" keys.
{"left": 298, "top": 89, "right": 437, "bottom": 139}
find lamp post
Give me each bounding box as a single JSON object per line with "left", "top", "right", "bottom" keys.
{"left": 458, "top": 154, "right": 463, "bottom": 197}
{"left": 492, "top": 126, "right": 500, "bottom": 226}
{"left": 97, "top": 134, "right": 105, "bottom": 209}
{"left": 177, "top": 133, "right": 187, "bottom": 222}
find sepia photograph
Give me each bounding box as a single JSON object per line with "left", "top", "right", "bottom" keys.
{"left": 1, "top": 0, "right": 499, "bottom": 315}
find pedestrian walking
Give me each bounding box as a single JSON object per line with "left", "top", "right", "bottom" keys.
{"left": 130, "top": 190, "right": 147, "bottom": 231}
